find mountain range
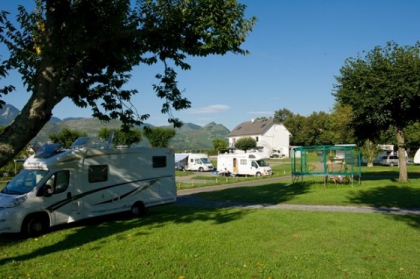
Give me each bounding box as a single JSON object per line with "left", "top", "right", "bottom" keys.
{"left": 0, "top": 104, "right": 230, "bottom": 150}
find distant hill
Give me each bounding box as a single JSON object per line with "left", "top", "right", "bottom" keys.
{"left": 0, "top": 104, "right": 19, "bottom": 126}
{"left": 0, "top": 104, "right": 230, "bottom": 150}
{"left": 63, "top": 117, "right": 85, "bottom": 121}
{"left": 49, "top": 117, "right": 62, "bottom": 123}
{"left": 171, "top": 122, "right": 230, "bottom": 151}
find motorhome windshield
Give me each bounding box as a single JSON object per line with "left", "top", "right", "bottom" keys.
{"left": 200, "top": 158, "right": 211, "bottom": 164}
{"left": 1, "top": 169, "right": 48, "bottom": 195}
{"left": 256, "top": 160, "right": 269, "bottom": 167}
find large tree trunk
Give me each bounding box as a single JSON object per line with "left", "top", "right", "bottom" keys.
{"left": 0, "top": 94, "right": 60, "bottom": 168}
{"left": 396, "top": 128, "right": 408, "bottom": 182}
{"left": 0, "top": 59, "right": 64, "bottom": 169}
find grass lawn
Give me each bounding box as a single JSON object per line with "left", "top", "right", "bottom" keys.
{"left": 195, "top": 171, "right": 420, "bottom": 209}
{"left": 1, "top": 206, "right": 419, "bottom": 278}
{"left": 175, "top": 161, "right": 292, "bottom": 190}
{"left": 1, "top": 165, "right": 420, "bottom": 278}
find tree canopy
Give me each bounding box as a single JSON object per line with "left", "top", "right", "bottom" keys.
{"left": 48, "top": 128, "right": 87, "bottom": 149}
{"left": 333, "top": 41, "right": 420, "bottom": 182}
{"left": 143, "top": 127, "right": 176, "bottom": 148}
{"left": 0, "top": 0, "right": 256, "bottom": 168}
{"left": 212, "top": 137, "right": 228, "bottom": 151}
{"left": 97, "top": 127, "right": 141, "bottom": 147}
{"left": 234, "top": 137, "right": 256, "bottom": 152}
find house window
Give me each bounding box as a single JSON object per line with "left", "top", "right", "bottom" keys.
{"left": 256, "top": 137, "right": 259, "bottom": 142}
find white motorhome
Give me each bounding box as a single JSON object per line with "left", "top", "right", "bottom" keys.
{"left": 414, "top": 149, "right": 420, "bottom": 164}
{"left": 217, "top": 151, "right": 272, "bottom": 177}
{"left": 175, "top": 153, "right": 214, "bottom": 172}
{"left": 0, "top": 137, "right": 176, "bottom": 236}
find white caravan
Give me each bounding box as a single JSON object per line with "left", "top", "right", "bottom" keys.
{"left": 0, "top": 137, "right": 176, "bottom": 236}
{"left": 175, "top": 153, "right": 214, "bottom": 172}
{"left": 217, "top": 151, "right": 272, "bottom": 177}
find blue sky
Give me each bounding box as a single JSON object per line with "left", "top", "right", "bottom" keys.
{"left": 2, "top": 0, "right": 420, "bottom": 130}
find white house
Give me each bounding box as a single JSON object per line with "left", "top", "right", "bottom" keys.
{"left": 227, "top": 118, "right": 291, "bottom": 158}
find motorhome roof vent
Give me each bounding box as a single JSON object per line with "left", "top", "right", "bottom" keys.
{"left": 71, "top": 137, "right": 109, "bottom": 150}
{"left": 35, "top": 143, "right": 64, "bottom": 158}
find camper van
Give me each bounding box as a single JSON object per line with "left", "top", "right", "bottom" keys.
{"left": 217, "top": 151, "right": 272, "bottom": 177}
{"left": 0, "top": 137, "right": 176, "bottom": 236}
{"left": 175, "top": 153, "right": 214, "bottom": 172}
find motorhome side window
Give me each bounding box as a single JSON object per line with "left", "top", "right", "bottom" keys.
{"left": 153, "top": 156, "right": 167, "bottom": 168}
{"left": 45, "top": 171, "right": 70, "bottom": 194}
{"left": 89, "top": 165, "right": 108, "bottom": 183}
{"left": 240, "top": 159, "right": 247, "bottom": 165}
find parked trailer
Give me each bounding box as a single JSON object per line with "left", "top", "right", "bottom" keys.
{"left": 217, "top": 151, "right": 272, "bottom": 177}
{"left": 0, "top": 137, "right": 176, "bottom": 236}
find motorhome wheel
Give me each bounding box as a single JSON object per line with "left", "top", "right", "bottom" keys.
{"left": 131, "top": 202, "right": 147, "bottom": 217}
{"left": 198, "top": 167, "right": 204, "bottom": 172}
{"left": 22, "top": 214, "right": 49, "bottom": 237}
{"left": 256, "top": 172, "right": 262, "bottom": 177}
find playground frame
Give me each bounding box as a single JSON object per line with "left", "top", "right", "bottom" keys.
{"left": 290, "top": 145, "right": 362, "bottom": 186}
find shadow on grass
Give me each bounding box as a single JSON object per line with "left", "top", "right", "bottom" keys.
{"left": 360, "top": 170, "right": 420, "bottom": 181}
{"left": 348, "top": 184, "right": 420, "bottom": 229}
{"left": 348, "top": 184, "right": 420, "bottom": 208}
{"left": 194, "top": 181, "right": 309, "bottom": 205}
{"left": 0, "top": 205, "right": 247, "bottom": 264}
{"left": 392, "top": 214, "right": 420, "bottom": 230}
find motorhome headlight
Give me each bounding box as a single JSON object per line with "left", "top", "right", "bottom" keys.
{"left": 11, "top": 195, "right": 27, "bottom": 207}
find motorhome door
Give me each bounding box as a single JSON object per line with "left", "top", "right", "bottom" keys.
{"left": 41, "top": 170, "right": 75, "bottom": 225}
{"left": 233, "top": 158, "right": 238, "bottom": 174}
